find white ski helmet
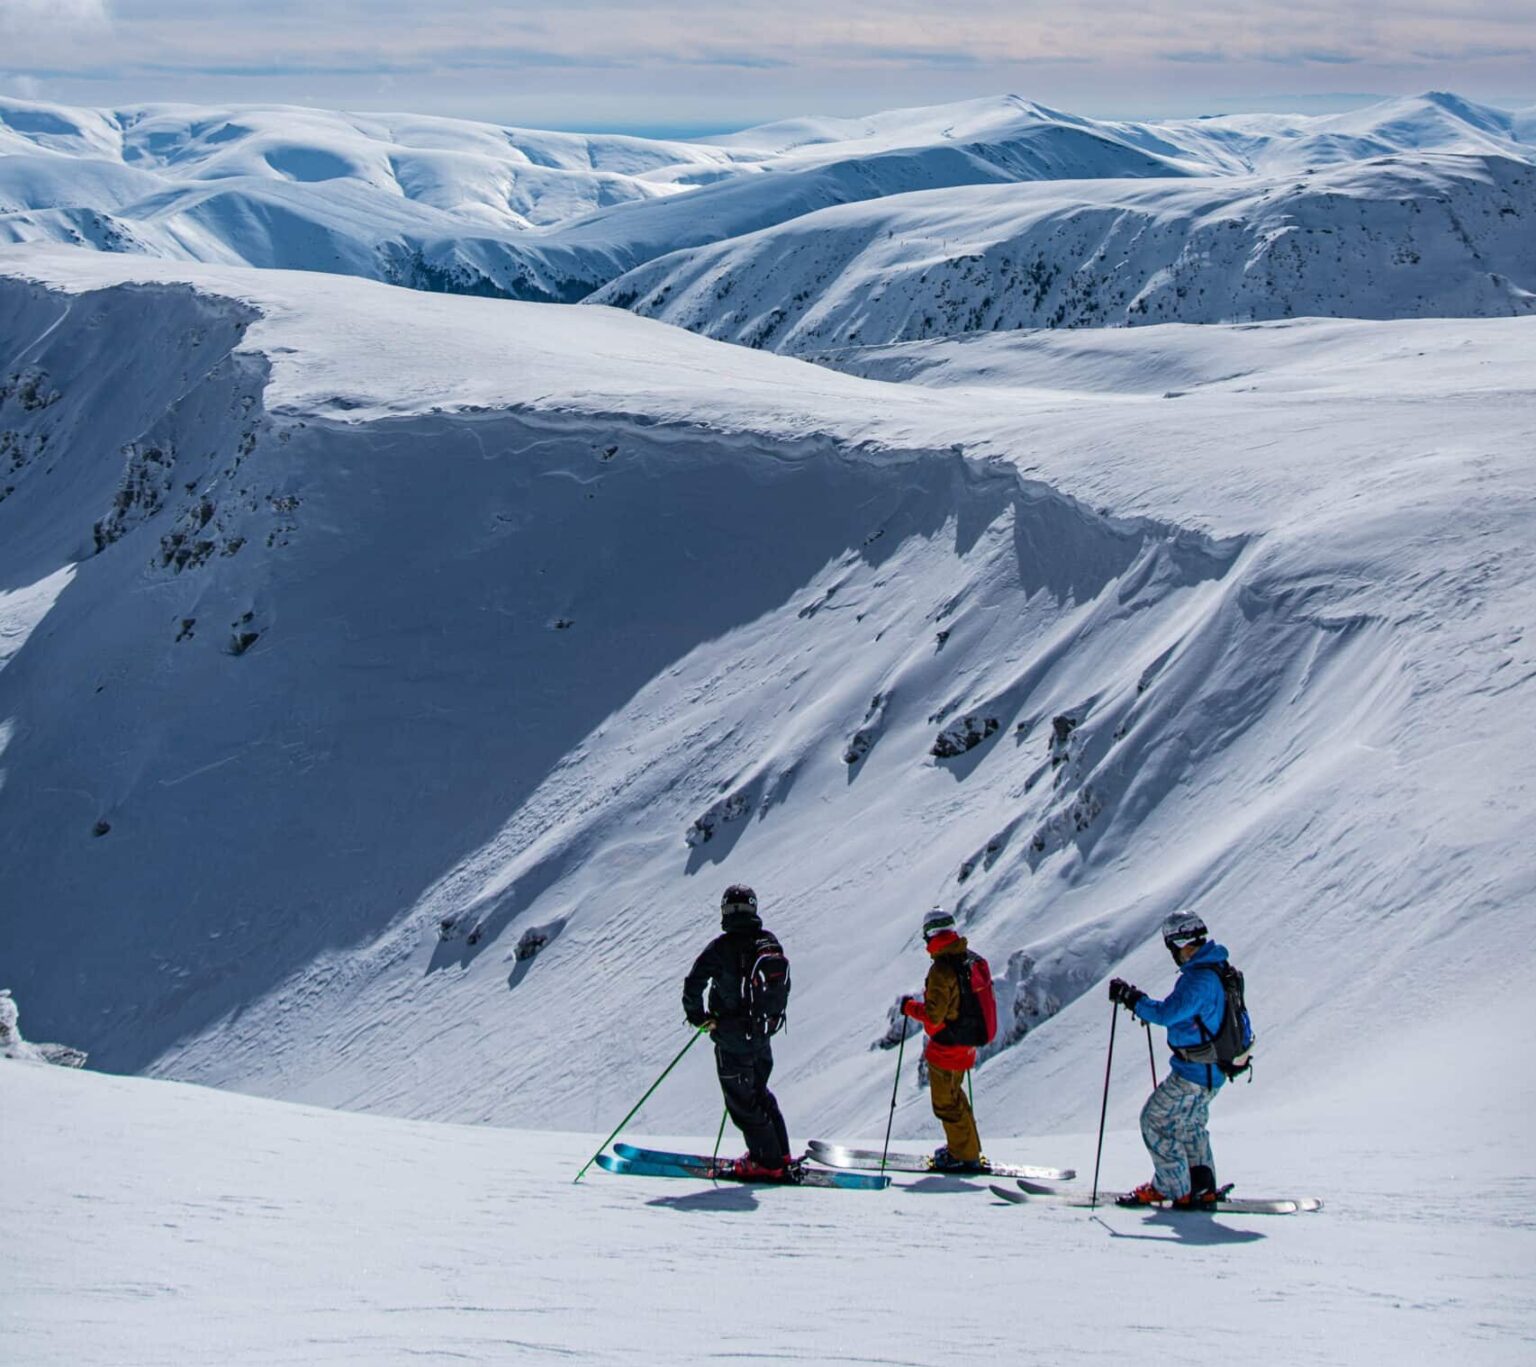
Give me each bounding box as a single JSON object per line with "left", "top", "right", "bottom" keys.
{"left": 1160, "top": 910, "right": 1208, "bottom": 949}
{"left": 922, "top": 906, "right": 957, "bottom": 940}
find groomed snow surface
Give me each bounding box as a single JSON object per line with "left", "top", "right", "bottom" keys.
{"left": 6, "top": 1041, "right": 1534, "bottom": 1367}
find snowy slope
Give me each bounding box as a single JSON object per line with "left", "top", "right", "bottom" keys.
{"left": 592, "top": 152, "right": 1536, "bottom": 350}
{"left": 0, "top": 98, "right": 753, "bottom": 300}
{"left": 1, "top": 248, "right": 1532, "bottom": 1163}
{"left": 5, "top": 91, "right": 1535, "bottom": 313}
{"left": 6, "top": 1057, "right": 1535, "bottom": 1367}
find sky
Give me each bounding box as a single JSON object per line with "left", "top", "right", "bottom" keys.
{"left": 1, "top": 0, "right": 1532, "bottom": 133}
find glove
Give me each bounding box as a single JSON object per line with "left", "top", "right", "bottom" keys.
{"left": 900, "top": 996, "right": 923, "bottom": 1021}
{"left": 1108, "top": 978, "right": 1145, "bottom": 1011}
{"left": 687, "top": 1014, "right": 718, "bottom": 1032}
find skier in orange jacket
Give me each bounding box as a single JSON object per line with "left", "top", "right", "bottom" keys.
{"left": 901, "top": 907, "right": 983, "bottom": 1173}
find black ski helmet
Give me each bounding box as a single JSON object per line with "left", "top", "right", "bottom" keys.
{"left": 721, "top": 884, "right": 758, "bottom": 915}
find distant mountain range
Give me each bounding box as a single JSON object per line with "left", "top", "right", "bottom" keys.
{"left": 3, "top": 91, "right": 1534, "bottom": 339}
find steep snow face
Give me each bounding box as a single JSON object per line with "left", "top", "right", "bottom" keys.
{"left": 593, "top": 153, "right": 1536, "bottom": 351}
{"left": 1, "top": 251, "right": 1532, "bottom": 1150}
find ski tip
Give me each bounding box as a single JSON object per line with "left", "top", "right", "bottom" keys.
{"left": 989, "top": 1183, "right": 1030, "bottom": 1204}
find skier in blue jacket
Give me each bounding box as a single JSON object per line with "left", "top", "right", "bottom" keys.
{"left": 1109, "top": 911, "right": 1231, "bottom": 1207}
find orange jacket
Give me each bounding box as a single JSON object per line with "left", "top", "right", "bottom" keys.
{"left": 901, "top": 931, "right": 978, "bottom": 1073}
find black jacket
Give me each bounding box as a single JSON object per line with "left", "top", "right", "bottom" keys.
{"left": 682, "top": 912, "right": 783, "bottom": 1047}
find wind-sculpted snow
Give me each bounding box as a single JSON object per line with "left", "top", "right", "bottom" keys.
{"left": 594, "top": 153, "right": 1536, "bottom": 350}
{"left": 0, "top": 253, "right": 1532, "bottom": 1156}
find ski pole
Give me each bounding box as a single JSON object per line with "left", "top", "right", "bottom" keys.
{"left": 573, "top": 1024, "right": 708, "bottom": 1183}
{"left": 1145, "top": 1023, "right": 1158, "bottom": 1089}
{"left": 1090, "top": 1003, "right": 1119, "bottom": 1211}
{"left": 880, "top": 1024, "right": 908, "bottom": 1177}
{"left": 711, "top": 1106, "right": 728, "bottom": 1168}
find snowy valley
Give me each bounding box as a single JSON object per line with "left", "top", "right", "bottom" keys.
{"left": 2, "top": 84, "right": 1534, "bottom": 1367}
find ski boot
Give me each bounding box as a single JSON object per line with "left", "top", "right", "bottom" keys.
{"left": 930, "top": 1146, "right": 986, "bottom": 1175}
{"left": 732, "top": 1153, "right": 789, "bottom": 1182}
{"left": 1116, "top": 1180, "right": 1169, "bottom": 1207}
{"left": 1170, "top": 1166, "right": 1229, "bottom": 1210}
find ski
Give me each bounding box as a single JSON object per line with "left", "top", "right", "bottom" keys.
{"left": 614, "top": 1142, "right": 757, "bottom": 1168}
{"left": 996, "top": 1179, "right": 1322, "bottom": 1215}
{"left": 596, "top": 1152, "right": 890, "bottom": 1190}
{"left": 807, "top": 1140, "right": 1074, "bottom": 1182}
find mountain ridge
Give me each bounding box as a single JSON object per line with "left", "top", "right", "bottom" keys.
{"left": 4, "top": 90, "right": 1532, "bottom": 317}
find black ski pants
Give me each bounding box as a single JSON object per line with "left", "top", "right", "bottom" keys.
{"left": 715, "top": 1038, "right": 789, "bottom": 1167}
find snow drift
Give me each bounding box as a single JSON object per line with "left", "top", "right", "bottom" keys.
{"left": 1, "top": 248, "right": 1531, "bottom": 1154}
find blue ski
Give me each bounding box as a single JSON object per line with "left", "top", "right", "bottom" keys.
{"left": 597, "top": 1152, "right": 890, "bottom": 1190}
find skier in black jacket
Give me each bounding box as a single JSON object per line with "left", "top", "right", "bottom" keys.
{"left": 682, "top": 885, "right": 792, "bottom": 1179}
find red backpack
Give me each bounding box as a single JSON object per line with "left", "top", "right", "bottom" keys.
{"left": 934, "top": 951, "right": 998, "bottom": 1048}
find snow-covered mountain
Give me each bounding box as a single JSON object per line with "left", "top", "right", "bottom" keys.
{"left": 1, "top": 248, "right": 1531, "bottom": 1154}
{"left": 0, "top": 99, "right": 754, "bottom": 300}
{"left": 4, "top": 90, "right": 1534, "bottom": 319}
{"left": 6, "top": 83, "right": 1536, "bottom": 1367}
{"left": 594, "top": 152, "right": 1536, "bottom": 351}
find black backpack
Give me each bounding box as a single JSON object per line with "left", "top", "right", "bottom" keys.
{"left": 1174, "top": 962, "right": 1255, "bottom": 1081}
{"left": 739, "top": 934, "right": 791, "bottom": 1038}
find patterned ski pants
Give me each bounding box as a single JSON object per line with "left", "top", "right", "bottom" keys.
{"left": 1139, "top": 1073, "right": 1216, "bottom": 1199}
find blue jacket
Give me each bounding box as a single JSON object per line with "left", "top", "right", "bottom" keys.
{"left": 1133, "top": 940, "right": 1230, "bottom": 1090}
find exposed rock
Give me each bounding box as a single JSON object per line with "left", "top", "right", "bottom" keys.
{"left": 0, "top": 989, "right": 88, "bottom": 1068}
{"left": 686, "top": 789, "right": 753, "bottom": 846}
{"left": 932, "top": 714, "right": 999, "bottom": 759}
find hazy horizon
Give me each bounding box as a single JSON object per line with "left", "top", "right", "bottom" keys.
{"left": 1, "top": 1, "right": 1531, "bottom": 134}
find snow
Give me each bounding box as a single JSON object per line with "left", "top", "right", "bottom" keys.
{"left": 6, "top": 1040, "right": 1534, "bottom": 1366}
{"left": 5, "top": 90, "right": 1534, "bottom": 314}
{"left": 1, "top": 248, "right": 1532, "bottom": 1140}
{"left": 594, "top": 152, "right": 1536, "bottom": 350}
{"left": 2, "top": 86, "right": 1535, "bottom": 1364}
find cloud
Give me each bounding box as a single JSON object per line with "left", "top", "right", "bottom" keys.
{"left": 1255, "top": 48, "right": 1365, "bottom": 67}
{"left": 6, "top": 1, "right": 1533, "bottom": 79}
{"left": 828, "top": 44, "right": 986, "bottom": 69}
{"left": 0, "top": 0, "right": 110, "bottom": 36}
{"left": 1, "top": 1, "right": 1531, "bottom": 127}
{"left": 677, "top": 52, "right": 794, "bottom": 71}
{"left": 1, "top": 73, "right": 46, "bottom": 99}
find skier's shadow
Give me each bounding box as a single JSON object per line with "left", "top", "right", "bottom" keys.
{"left": 903, "top": 1175, "right": 987, "bottom": 1194}
{"left": 1091, "top": 1212, "right": 1266, "bottom": 1245}
{"left": 647, "top": 1186, "right": 761, "bottom": 1214}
